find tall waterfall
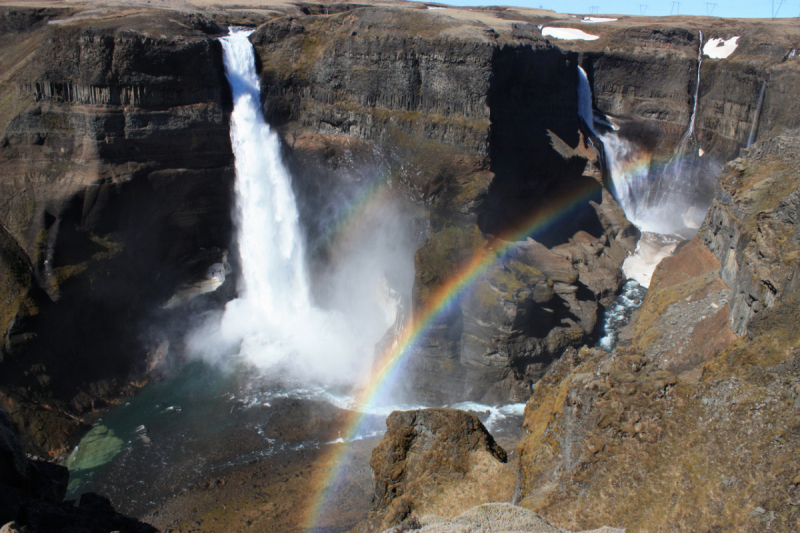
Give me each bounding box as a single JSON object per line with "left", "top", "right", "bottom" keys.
{"left": 191, "top": 28, "right": 376, "bottom": 385}
{"left": 645, "top": 30, "right": 704, "bottom": 232}
{"left": 220, "top": 28, "right": 312, "bottom": 318}
{"left": 584, "top": 31, "right": 709, "bottom": 236}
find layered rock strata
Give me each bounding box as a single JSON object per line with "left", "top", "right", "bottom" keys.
{"left": 249, "top": 8, "right": 643, "bottom": 405}
{"left": 0, "top": 10, "right": 235, "bottom": 455}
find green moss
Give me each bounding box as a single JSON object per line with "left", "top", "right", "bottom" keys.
{"left": 49, "top": 229, "right": 122, "bottom": 291}
{"left": 32, "top": 228, "right": 47, "bottom": 264}
{"left": 0, "top": 229, "right": 38, "bottom": 339}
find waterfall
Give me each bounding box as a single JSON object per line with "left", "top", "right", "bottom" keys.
{"left": 590, "top": 31, "right": 708, "bottom": 236}
{"left": 747, "top": 81, "right": 766, "bottom": 148}
{"left": 577, "top": 66, "right": 596, "bottom": 134}
{"left": 191, "top": 28, "right": 375, "bottom": 385}
{"left": 643, "top": 30, "right": 704, "bottom": 233}
{"left": 576, "top": 66, "right": 650, "bottom": 227}
{"left": 220, "top": 28, "right": 312, "bottom": 316}
{"left": 686, "top": 30, "right": 703, "bottom": 137}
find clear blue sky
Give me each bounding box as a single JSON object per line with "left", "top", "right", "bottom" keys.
{"left": 432, "top": 0, "right": 800, "bottom": 18}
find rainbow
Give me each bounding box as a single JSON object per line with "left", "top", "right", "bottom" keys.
{"left": 307, "top": 171, "right": 393, "bottom": 254}
{"left": 304, "top": 177, "right": 603, "bottom": 531}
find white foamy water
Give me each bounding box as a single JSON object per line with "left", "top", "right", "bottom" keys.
{"left": 189, "top": 29, "right": 385, "bottom": 385}
{"left": 622, "top": 231, "right": 680, "bottom": 287}
{"left": 599, "top": 279, "right": 646, "bottom": 351}
{"left": 448, "top": 402, "right": 526, "bottom": 432}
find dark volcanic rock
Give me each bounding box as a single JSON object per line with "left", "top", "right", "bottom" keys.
{"left": 0, "top": 10, "right": 234, "bottom": 456}
{"left": 0, "top": 408, "right": 155, "bottom": 531}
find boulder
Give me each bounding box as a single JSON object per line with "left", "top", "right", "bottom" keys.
{"left": 356, "top": 408, "right": 511, "bottom": 533}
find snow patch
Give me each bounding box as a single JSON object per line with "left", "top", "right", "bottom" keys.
{"left": 582, "top": 17, "right": 617, "bottom": 22}
{"left": 703, "top": 36, "right": 739, "bottom": 59}
{"left": 542, "top": 27, "right": 599, "bottom": 41}
{"left": 622, "top": 232, "right": 681, "bottom": 288}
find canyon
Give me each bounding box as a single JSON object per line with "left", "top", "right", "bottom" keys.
{"left": 0, "top": 1, "right": 799, "bottom": 532}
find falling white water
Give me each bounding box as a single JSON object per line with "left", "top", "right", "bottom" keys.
{"left": 220, "top": 28, "right": 311, "bottom": 317}
{"left": 189, "top": 28, "right": 388, "bottom": 386}
{"left": 747, "top": 81, "right": 766, "bottom": 148}
{"left": 576, "top": 35, "right": 711, "bottom": 286}
{"left": 582, "top": 32, "right": 710, "bottom": 237}
{"left": 643, "top": 30, "right": 705, "bottom": 234}
{"left": 577, "top": 66, "right": 595, "bottom": 134}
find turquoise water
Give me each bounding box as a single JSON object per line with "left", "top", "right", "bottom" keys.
{"left": 63, "top": 361, "right": 367, "bottom": 516}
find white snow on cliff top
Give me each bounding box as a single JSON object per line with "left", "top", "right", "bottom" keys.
{"left": 542, "top": 27, "right": 599, "bottom": 41}
{"left": 704, "top": 36, "right": 739, "bottom": 59}
{"left": 582, "top": 17, "right": 617, "bottom": 22}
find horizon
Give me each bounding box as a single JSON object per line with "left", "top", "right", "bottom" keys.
{"left": 428, "top": 0, "right": 800, "bottom": 19}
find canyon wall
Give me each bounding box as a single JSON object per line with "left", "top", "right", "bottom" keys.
{"left": 1, "top": 2, "right": 798, "bottom": 458}
{"left": 0, "top": 9, "right": 235, "bottom": 455}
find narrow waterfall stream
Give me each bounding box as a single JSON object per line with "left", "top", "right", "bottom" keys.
{"left": 747, "top": 81, "right": 766, "bottom": 147}
{"left": 594, "top": 31, "right": 708, "bottom": 237}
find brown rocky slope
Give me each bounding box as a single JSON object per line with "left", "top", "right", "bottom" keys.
{"left": 515, "top": 132, "right": 800, "bottom": 532}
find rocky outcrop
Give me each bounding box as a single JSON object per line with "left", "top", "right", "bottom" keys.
{"left": 0, "top": 408, "right": 155, "bottom": 532}
{"left": 355, "top": 408, "right": 512, "bottom": 533}
{"left": 632, "top": 239, "right": 737, "bottom": 382}
{"left": 701, "top": 132, "right": 800, "bottom": 336}
{"left": 0, "top": 10, "right": 235, "bottom": 456}
{"left": 516, "top": 339, "right": 800, "bottom": 532}
{"left": 406, "top": 187, "right": 638, "bottom": 405}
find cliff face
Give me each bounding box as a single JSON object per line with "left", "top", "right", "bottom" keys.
{"left": 701, "top": 133, "right": 800, "bottom": 335}
{"left": 0, "top": 10, "right": 235, "bottom": 455}
{"left": 250, "top": 8, "right": 642, "bottom": 405}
